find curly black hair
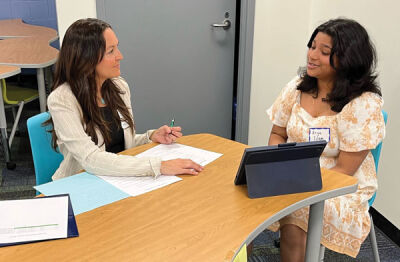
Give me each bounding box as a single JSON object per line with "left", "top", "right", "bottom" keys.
{"left": 297, "top": 18, "right": 381, "bottom": 112}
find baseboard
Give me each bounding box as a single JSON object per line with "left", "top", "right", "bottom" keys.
{"left": 370, "top": 207, "right": 400, "bottom": 246}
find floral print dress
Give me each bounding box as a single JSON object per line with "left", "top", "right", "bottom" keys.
{"left": 266, "top": 77, "right": 385, "bottom": 257}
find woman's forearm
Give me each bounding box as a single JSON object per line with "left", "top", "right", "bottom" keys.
{"left": 268, "top": 133, "right": 287, "bottom": 146}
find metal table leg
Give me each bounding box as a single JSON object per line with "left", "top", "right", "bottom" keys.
{"left": 305, "top": 200, "right": 325, "bottom": 262}
{"left": 37, "top": 68, "right": 46, "bottom": 112}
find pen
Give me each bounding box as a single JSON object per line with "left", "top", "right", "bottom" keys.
{"left": 169, "top": 118, "right": 175, "bottom": 134}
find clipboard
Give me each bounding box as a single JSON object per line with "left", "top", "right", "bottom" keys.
{"left": 234, "top": 141, "right": 327, "bottom": 198}
{"left": 0, "top": 194, "right": 79, "bottom": 247}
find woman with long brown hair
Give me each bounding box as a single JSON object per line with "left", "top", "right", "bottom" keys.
{"left": 46, "top": 18, "right": 202, "bottom": 180}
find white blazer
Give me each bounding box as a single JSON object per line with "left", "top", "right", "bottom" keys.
{"left": 47, "top": 77, "right": 161, "bottom": 180}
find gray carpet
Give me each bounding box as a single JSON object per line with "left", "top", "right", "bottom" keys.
{"left": 0, "top": 166, "right": 36, "bottom": 200}
{"left": 0, "top": 100, "right": 38, "bottom": 200}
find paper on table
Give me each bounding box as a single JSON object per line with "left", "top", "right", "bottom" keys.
{"left": 34, "top": 172, "right": 130, "bottom": 215}
{"left": 0, "top": 196, "right": 68, "bottom": 245}
{"left": 97, "top": 175, "right": 182, "bottom": 197}
{"left": 134, "top": 143, "right": 223, "bottom": 166}
{"left": 97, "top": 143, "right": 222, "bottom": 197}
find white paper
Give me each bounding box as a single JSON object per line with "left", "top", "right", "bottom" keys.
{"left": 97, "top": 175, "right": 182, "bottom": 197}
{"left": 98, "top": 143, "right": 222, "bottom": 197}
{"left": 0, "top": 196, "right": 69, "bottom": 244}
{"left": 134, "top": 143, "right": 223, "bottom": 166}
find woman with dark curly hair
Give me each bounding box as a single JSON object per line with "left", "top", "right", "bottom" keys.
{"left": 266, "top": 18, "right": 385, "bottom": 261}
{"left": 45, "top": 18, "right": 203, "bottom": 181}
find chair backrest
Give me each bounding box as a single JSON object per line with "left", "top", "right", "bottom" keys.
{"left": 368, "top": 110, "right": 388, "bottom": 206}
{"left": 27, "top": 112, "right": 63, "bottom": 187}
{"left": 1, "top": 79, "right": 10, "bottom": 103}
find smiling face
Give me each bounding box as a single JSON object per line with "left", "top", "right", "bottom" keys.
{"left": 307, "top": 32, "right": 336, "bottom": 82}
{"left": 95, "top": 28, "right": 123, "bottom": 87}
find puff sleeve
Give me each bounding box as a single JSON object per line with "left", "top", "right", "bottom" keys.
{"left": 337, "top": 92, "right": 385, "bottom": 152}
{"left": 266, "top": 76, "right": 300, "bottom": 127}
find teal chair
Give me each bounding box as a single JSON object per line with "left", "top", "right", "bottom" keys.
{"left": 367, "top": 110, "right": 387, "bottom": 262}
{"left": 319, "top": 110, "right": 388, "bottom": 262}
{"left": 27, "top": 112, "right": 63, "bottom": 192}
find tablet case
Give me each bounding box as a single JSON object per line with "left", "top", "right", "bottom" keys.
{"left": 0, "top": 194, "right": 79, "bottom": 247}
{"left": 234, "top": 141, "right": 327, "bottom": 198}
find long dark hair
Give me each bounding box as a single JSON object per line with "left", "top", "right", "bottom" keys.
{"left": 297, "top": 18, "right": 381, "bottom": 112}
{"left": 45, "top": 18, "right": 134, "bottom": 149}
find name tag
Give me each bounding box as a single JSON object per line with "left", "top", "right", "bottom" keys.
{"left": 309, "top": 128, "right": 330, "bottom": 142}
{"left": 118, "top": 111, "right": 130, "bottom": 129}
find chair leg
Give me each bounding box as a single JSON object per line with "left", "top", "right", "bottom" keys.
{"left": 370, "top": 214, "right": 380, "bottom": 262}
{"left": 318, "top": 244, "right": 325, "bottom": 262}
{"left": 11, "top": 106, "right": 20, "bottom": 132}
{"left": 11, "top": 106, "right": 16, "bottom": 119}
{"left": 274, "top": 231, "right": 281, "bottom": 248}
{"left": 8, "top": 101, "right": 24, "bottom": 147}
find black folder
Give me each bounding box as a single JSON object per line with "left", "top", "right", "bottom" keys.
{"left": 0, "top": 194, "right": 79, "bottom": 247}
{"left": 234, "top": 141, "right": 327, "bottom": 198}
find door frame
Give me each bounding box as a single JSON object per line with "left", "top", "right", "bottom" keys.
{"left": 96, "top": 0, "right": 255, "bottom": 144}
{"left": 235, "top": 0, "right": 255, "bottom": 143}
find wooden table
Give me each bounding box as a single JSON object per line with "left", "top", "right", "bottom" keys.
{"left": 0, "top": 19, "right": 58, "bottom": 167}
{"left": 0, "top": 65, "right": 21, "bottom": 168}
{"left": 0, "top": 18, "right": 58, "bottom": 42}
{"left": 0, "top": 134, "right": 358, "bottom": 262}
{"left": 0, "top": 18, "right": 59, "bottom": 112}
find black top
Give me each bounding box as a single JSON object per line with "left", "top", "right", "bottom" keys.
{"left": 100, "top": 106, "right": 125, "bottom": 154}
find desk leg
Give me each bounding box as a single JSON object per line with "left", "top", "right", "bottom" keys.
{"left": 37, "top": 68, "right": 46, "bottom": 112}
{"left": 305, "top": 200, "right": 325, "bottom": 262}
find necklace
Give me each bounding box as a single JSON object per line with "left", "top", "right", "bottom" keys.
{"left": 98, "top": 96, "right": 105, "bottom": 105}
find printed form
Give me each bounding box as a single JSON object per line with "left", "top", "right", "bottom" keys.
{"left": 98, "top": 143, "right": 222, "bottom": 196}
{"left": 0, "top": 196, "right": 69, "bottom": 245}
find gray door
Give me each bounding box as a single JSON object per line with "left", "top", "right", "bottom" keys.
{"left": 97, "top": 0, "right": 236, "bottom": 138}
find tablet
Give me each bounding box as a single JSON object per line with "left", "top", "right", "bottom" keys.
{"left": 234, "top": 141, "right": 327, "bottom": 198}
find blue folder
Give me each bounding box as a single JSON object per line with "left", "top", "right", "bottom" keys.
{"left": 0, "top": 194, "right": 78, "bottom": 247}
{"left": 34, "top": 172, "right": 130, "bottom": 215}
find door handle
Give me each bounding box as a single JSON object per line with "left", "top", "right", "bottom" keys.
{"left": 211, "top": 19, "right": 231, "bottom": 30}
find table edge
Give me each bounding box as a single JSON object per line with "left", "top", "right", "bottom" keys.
{"left": 0, "top": 67, "right": 21, "bottom": 79}
{"left": 231, "top": 182, "right": 358, "bottom": 261}
{"left": 0, "top": 58, "right": 57, "bottom": 68}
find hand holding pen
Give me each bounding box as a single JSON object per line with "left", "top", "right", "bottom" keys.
{"left": 150, "top": 118, "right": 182, "bottom": 144}
{"left": 169, "top": 118, "right": 175, "bottom": 134}
{"left": 152, "top": 118, "right": 204, "bottom": 175}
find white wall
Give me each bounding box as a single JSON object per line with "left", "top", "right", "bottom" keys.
{"left": 249, "top": 0, "right": 400, "bottom": 228}
{"left": 55, "top": 0, "right": 97, "bottom": 43}
{"left": 249, "top": 0, "right": 311, "bottom": 146}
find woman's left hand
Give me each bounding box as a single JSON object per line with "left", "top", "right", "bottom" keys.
{"left": 150, "top": 125, "right": 183, "bottom": 144}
